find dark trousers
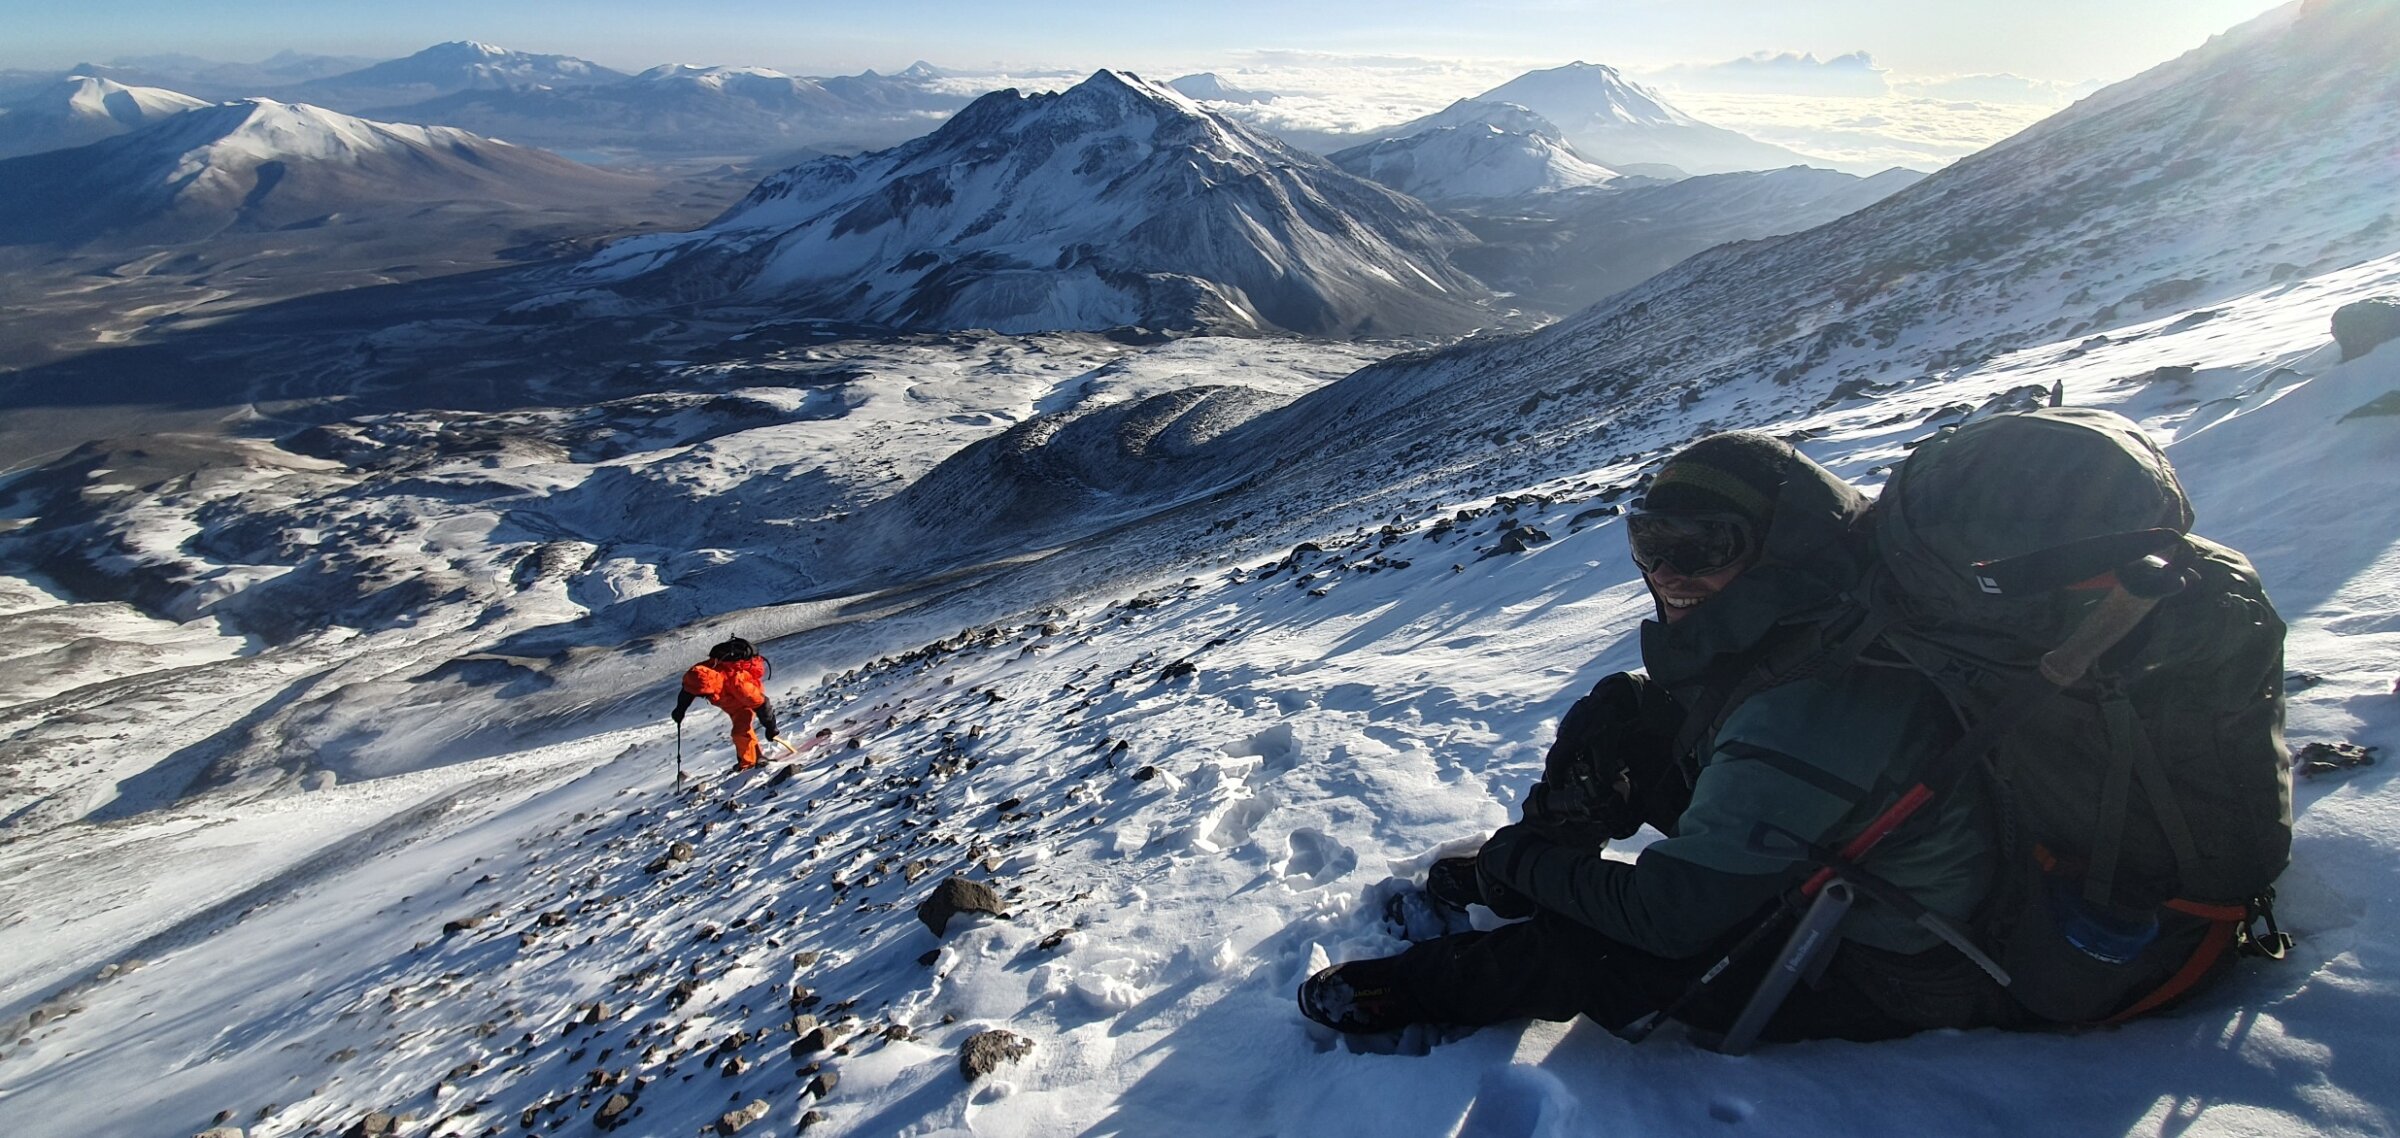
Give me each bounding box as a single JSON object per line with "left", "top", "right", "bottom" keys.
{"left": 1390, "top": 911, "right": 2021, "bottom": 1043}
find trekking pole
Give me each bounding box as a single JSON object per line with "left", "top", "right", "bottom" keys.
{"left": 675, "top": 719, "right": 685, "bottom": 784}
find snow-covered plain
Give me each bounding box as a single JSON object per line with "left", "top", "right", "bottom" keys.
{"left": 2, "top": 5, "right": 2398, "bottom": 1138}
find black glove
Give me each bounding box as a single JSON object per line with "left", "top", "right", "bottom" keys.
{"left": 1425, "top": 848, "right": 1539, "bottom": 919}
{"left": 1522, "top": 673, "right": 1680, "bottom": 843}
{"left": 671, "top": 707, "right": 685, "bottom": 724}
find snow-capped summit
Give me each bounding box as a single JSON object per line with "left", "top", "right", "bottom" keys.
{"left": 568, "top": 69, "right": 1495, "bottom": 337}
{"left": 0, "top": 97, "right": 643, "bottom": 245}
{"left": 0, "top": 74, "right": 210, "bottom": 158}
{"left": 1168, "top": 72, "right": 1275, "bottom": 105}
{"left": 1330, "top": 98, "right": 1619, "bottom": 203}
{"left": 1452, "top": 61, "right": 1822, "bottom": 174}
{"left": 285, "top": 41, "right": 626, "bottom": 112}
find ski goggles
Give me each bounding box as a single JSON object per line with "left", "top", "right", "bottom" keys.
{"left": 1625, "top": 507, "right": 1758, "bottom": 577}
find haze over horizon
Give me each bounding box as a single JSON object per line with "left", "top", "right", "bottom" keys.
{"left": 6, "top": 0, "right": 2290, "bottom": 89}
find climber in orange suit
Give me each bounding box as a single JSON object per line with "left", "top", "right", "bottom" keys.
{"left": 673, "top": 637, "right": 781, "bottom": 770}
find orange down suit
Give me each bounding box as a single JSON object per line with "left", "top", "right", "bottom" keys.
{"left": 683, "top": 657, "right": 772, "bottom": 768}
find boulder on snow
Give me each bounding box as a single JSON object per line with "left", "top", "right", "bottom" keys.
{"left": 716, "top": 1099, "right": 770, "bottom": 1134}
{"left": 342, "top": 1113, "right": 401, "bottom": 1138}
{"left": 1494, "top": 525, "right": 1552, "bottom": 554}
{"left": 594, "top": 1092, "right": 637, "bottom": 1131}
{"left": 917, "top": 877, "right": 1008, "bottom": 935}
{"left": 193, "top": 1128, "right": 246, "bottom": 1138}
{"left": 959, "top": 1029, "right": 1033, "bottom": 1081}
{"left": 2332, "top": 298, "right": 2400, "bottom": 361}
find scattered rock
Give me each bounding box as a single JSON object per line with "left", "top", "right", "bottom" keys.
{"left": 2296, "top": 741, "right": 2377, "bottom": 779}
{"left": 1159, "top": 659, "right": 1197, "bottom": 681}
{"left": 1038, "top": 928, "right": 1072, "bottom": 951}
{"left": 342, "top": 1112, "right": 401, "bottom": 1138}
{"left": 799, "top": 1111, "right": 826, "bottom": 1131}
{"left": 807, "top": 1070, "right": 840, "bottom": 1098}
{"left": 917, "top": 876, "right": 1008, "bottom": 935}
{"left": 193, "top": 1128, "right": 245, "bottom": 1138}
{"left": 792, "top": 1023, "right": 836, "bottom": 1054}
{"left": 1131, "top": 765, "right": 1158, "bottom": 782}
{"left": 441, "top": 915, "right": 485, "bottom": 936}
{"left": 959, "top": 1030, "right": 1033, "bottom": 1082}
{"left": 593, "top": 1092, "right": 636, "bottom": 1131}
{"left": 1493, "top": 525, "right": 1551, "bottom": 555}
{"left": 2332, "top": 297, "right": 2400, "bottom": 361}
{"left": 2338, "top": 390, "right": 2400, "bottom": 422}
{"left": 716, "top": 1099, "right": 770, "bottom": 1134}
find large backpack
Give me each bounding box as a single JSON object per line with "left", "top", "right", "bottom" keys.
{"left": 1870, "top": 407, "right": 2292, "bottom": 1024}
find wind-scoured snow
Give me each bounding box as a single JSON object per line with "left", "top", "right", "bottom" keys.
{"left": 0, "top": 4, "right": 2397, "bottom": 1137}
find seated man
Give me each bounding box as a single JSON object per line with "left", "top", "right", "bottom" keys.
{"left": 1300, "top": 432, "right": 2020, "bottom": 1044}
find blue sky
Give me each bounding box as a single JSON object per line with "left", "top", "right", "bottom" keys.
{"left": 3, "top": 0, "right": 2290, "bottom": 82}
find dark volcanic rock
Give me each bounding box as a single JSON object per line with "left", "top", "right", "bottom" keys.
{"left": 916, "top": 877, "right": 1008, "bottom": 935}
{"left": 959, "top": 1029, "right": 1033, "bottom": 1081}
{"left": 2333, "top": 298, "right": 2400, "bottom": 361}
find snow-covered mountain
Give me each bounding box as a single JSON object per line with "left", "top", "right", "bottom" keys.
{"left": 0, "top": 98, "right": 651, "bottom": 246}
{"left": 1449, "top": 61, "right": 1825, "bottom": 175}
{"left": 1450, "top": 165, "right": 1923, "bottom": 311}
{"left": 1168, "top": 72, "right": 1276, "bottom": 104}
{"left": 0, "top": 74, "right": 210, "bottom": 158}
{"left": 3, "top": 4, "right": 2398, "bottom": 1137}
{"left": 375, "top": 62, "right": 971, "bottom": 160}
{"left": 562, "top": 70, "right": 1497, "bottom": 337}
{"left": 1328, "top": 99, "right": 1619, "bottom": 203}
{"left": 281, "top": 41, "right": 626, "bottom": 112}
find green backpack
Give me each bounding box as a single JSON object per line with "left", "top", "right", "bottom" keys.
{"left": 1872, "top": 407, "right": 2293, "bottom": 1024}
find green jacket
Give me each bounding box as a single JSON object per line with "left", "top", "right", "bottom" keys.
{"left": 1483, "top": 453, "right": 1993, "bottom": 959}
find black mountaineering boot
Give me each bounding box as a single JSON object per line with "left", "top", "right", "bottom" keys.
{"left": 1298, "top": 956, "right": 1426, "bottom": 1033}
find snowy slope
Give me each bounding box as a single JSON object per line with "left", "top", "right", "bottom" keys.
{"left": 0, "top": 75, "right": 209, "bottom": 159}
{"left": 1467, "top": 61, "right": 1827, "bottom": 175}
{"left": 1328, "top": 101, "right": 1620, "bottom": 204}
{"left": 0, "top": 98, "right": 656, "bottom": 246}
{"left": 1, "top": 5, "right": 2398, "bottom": 1138}
{"left": 563, "top": 70, "right": 1498, "bottom": 338}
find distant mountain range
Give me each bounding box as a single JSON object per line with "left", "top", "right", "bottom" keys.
{"left": 556, "top": 70, "right": 1496, "bottom": 337}
{"left": 366, "top": 58, "right": 972, "bottom": 159}
{"left": 281, "top": 40, "right": 625, "bottom": 110}
{"left": 0, "top": 98, "right": 654, "bottom": 246}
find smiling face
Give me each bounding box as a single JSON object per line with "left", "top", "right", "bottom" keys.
{"left": 1644, "top": 559, "right": 1749, "bottom": 622}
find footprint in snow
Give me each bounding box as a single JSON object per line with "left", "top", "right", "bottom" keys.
{"left": 1279, "top": 827, "right": 1356, "bottom": 885}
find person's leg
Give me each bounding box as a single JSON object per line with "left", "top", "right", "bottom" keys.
{"left": 727, "top": 707, "right": 759, "bottom": 769}
{"left": 1303, "top": 914, "right": 1696, "bottom": 1033}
